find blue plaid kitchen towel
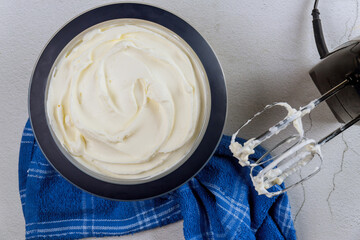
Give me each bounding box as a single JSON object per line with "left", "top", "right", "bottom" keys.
{"left": 19, "top": 120, "right": 296, "bottom": 240}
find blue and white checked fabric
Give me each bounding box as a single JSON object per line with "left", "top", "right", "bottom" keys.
{"left": 19, "top": 120, "right": 296, "bottom": 240}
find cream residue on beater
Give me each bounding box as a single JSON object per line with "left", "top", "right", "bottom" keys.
{"left": 230, "top": 102, "right": 303, "bottom": 166}
{"left": 229, "top": 101, "right": 319, "bottom": 197}
{"left": 250, "top": 139, "right": 322, "bottom": 198}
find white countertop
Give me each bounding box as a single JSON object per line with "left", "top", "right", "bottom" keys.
{"left": 1, "top": 1, "right": 360, "bottom": 239}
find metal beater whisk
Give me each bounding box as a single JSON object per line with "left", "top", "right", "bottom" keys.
{"left": 231, "top": 77, "right": 360, "bottom": 197}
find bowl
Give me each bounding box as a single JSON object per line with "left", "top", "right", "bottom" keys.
{"left": 29, "top": 3, "right": 227, "bottom": 200}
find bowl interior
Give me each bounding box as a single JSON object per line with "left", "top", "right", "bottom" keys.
{"left": 45, "top": 18, "right": 212, "bottom": 185}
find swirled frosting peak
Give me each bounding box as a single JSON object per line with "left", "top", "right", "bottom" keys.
{"left": 46, "top": 20, "right": 208, "bottom": 180}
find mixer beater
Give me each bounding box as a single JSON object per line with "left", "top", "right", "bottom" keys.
{"left": 230, "top": 78, "right": 360, "bottom": 197}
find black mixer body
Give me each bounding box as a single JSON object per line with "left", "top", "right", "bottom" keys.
{"left": 309, "top": 39, "right": 360, "bottom": 123}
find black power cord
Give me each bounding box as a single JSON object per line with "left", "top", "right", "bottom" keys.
{"left": 312, "top": 0, "right": 329, "bottom": 59}
{"left": 314, "top": 0, "right": 319, "bottom": 9}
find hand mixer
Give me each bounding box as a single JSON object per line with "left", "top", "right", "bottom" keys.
{"left": 230, "top": 0, "right": 360, "bottom": 197}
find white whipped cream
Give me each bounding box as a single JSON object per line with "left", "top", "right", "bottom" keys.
{"left": 46, "top": 20, "right": 209, "bottom": 179}
{"left": 229, "top": 134, "right": 260, "bottom": 167}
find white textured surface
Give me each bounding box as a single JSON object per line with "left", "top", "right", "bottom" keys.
{"left": 1, "top": 0, "right": 360, "bottom": 239}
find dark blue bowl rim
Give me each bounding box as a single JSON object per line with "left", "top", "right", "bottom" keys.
{"left": 29, "top": 3, "right": 227, "bottom": 200}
